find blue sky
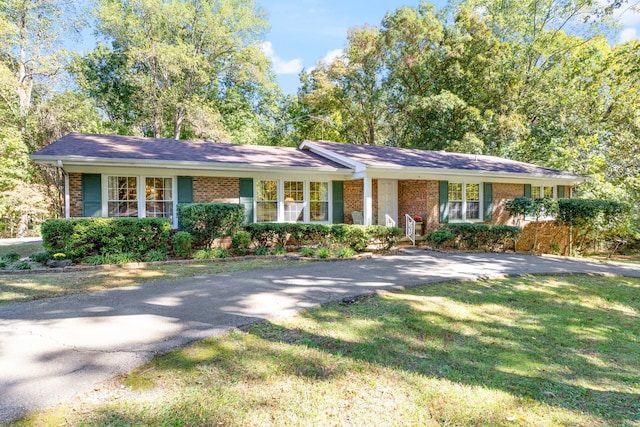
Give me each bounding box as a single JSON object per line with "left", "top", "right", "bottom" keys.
{"left": 262, "top": 0, "right": 640, "bottom": 94}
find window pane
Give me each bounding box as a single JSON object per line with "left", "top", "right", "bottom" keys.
{"left": 543, "top": 186, "right": 554, "bottom": 198}
{"left": 256, "top": 180, "right": 277, "bottom": 201}
{"left": 310, "top": 182, "right": 328, "bottom": 221}
{"left": 532, "top": 186, "right": 541, "bottom": 199}
{"left": 448, "top": 183, "right": 462, "bottom": 201}
{"left": 108, "top": 176, "right": 138, "bottom": 217}
{"left": 466, "top": 183, "right": 479, "bottom": 201}
{"left": 466, "top": 201, "right": 480, "bottom": 219}
{"left": 256, "top": 201, "right": 277, "bottom": 222}
{"left": 449, "top": 201, "right": 463, "bottom": 220}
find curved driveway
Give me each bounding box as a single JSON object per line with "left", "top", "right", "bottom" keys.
{"left": 1, "top": 250, "right": 640, "bottom": 422}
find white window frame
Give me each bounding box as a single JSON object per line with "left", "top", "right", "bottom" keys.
{"left": 254, "top": 179, "right": 331, "bottom": 223}
{"left": 102, "top": 175, "right": 178, "bottom": 227}
{"left": 448, "top": 181, "right": 483, "bottom": 223}
{"left": 526, "top": 185, "right": 557, "bottom": 221}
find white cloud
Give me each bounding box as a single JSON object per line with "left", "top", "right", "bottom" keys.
{"left": 619, "top": 27, "right": 639, "bottom": 43}
{"left": 616, "top": 5, "right": 640, "bottom": 26}
{"left": 321, "top": 48, "right": 344, "bottom": 64}
{"left": 261, "top": 41, "right": 304, "bottom": 75}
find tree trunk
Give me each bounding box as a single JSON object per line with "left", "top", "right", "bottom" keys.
{"left": 17, "top": 213, "right": 29, "bottom": 238}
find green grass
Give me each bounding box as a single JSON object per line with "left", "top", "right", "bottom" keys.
{"left": 0, "top": 259, "right": 301, "bottom": 305}
{"left": 0, "top": 241, "right": 43, "bottom": 259}
{"left": 16, "top": 275, "right": 640, "bottom": 426}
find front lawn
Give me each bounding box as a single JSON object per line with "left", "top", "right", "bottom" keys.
{"left": 16, "top": 275, "right": 640, "bottom": 426}
{"left": 0, "top": 259, "right": 302, "bottom": 305}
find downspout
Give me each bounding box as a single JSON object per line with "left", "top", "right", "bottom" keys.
{"left": 58, "top": 160, "right": 70, "bottom": 219}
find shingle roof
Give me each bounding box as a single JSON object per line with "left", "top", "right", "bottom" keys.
{"left": 33, "top": 133, "right": 349, "bottom": 170}
{"left": 303, "top": 140, "right": 581, "bottom": 179}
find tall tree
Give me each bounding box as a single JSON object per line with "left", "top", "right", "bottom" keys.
{"left": 82, "top": 0, "right": 274, "bottom": 140}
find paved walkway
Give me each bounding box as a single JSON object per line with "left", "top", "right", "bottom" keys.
{"left": 1, "top": 250, "right": 639, "bottom": 422}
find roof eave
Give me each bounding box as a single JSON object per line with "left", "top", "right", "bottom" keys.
{"left": 29, "top": 155, "right": 350, "bottom": 175}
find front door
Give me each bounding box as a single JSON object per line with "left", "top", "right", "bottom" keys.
{"left": 377, "top": 179, "right": 398, "bottom": 226}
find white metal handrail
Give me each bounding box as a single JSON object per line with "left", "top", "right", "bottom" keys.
{"left": 385, "top": 214, "right": 396, "bottom": 228}
{"left": 405, "top": 214, "right": 416, "bottom": 246}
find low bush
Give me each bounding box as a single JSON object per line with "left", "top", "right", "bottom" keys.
{"left": 1, "top": 252, "right": 20, "bottom": 262}
{"left": 231, "top": 231, "right": 252, "bottom": 254}
{"left": 193, "top": 248, "right": 229, "bottom": 260}
{"left": 300, "top": 246, "right": 315, "bottom": 257}
{"left": 41, "top": 218, "right": 172, "bottom": 261}
{"left": 272, "top": 245, "right": 287, "bottom": 255}
{"left": 0, "top": 260, "right": 7, "bottom": 269}
{"left": 11, "top": 260, "right": 31, "bottom": 270}
{"left": 172, "top": 231, "right": 193, "bottom": 258}
{"left": 426, "top": 224, "right": 521, "bottom": 252}
{"left": 103, "top": 253, "right": 139, "bottom": 265}
{"left": 83, "top": 255, "right": 105, "bottom": 266}
{"left": 336, "top": 247, "right": 357, "bottom": 258}
{"left": 178, "top": 203, "right": 244, "bottom": 248}
{"left": 254, "top": 246, "right": 270, "bottom": 256}
{"left": 316, "top": 246, "right": 332, "bottom": 258}
{"left": 30, "top": 251, "right": 51, "bottom": 264}
{"left": 145, "top": 250, "right": 168, "bottom": 262}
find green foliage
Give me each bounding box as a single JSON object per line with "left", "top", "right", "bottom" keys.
{"left": 193, "top": 248, "right": 229, "bottom": 260}
{"left": 300, "top": 246, "right": 316, "bottom": 257}
{"left": 30, "top": 251, "right": 51, "bottom": 264}
{"left": 426, "top": 224, "right": 522, "bottom": 252}
{"left": 103, "top": 253, "right": 139, "bottom": 265}
{"left": 11, "top": 260, "right": 31, "bottom": 270}
{"left": 272, "top": 245, "right": 287, "bottom": 255}
{"left": 0, "top": 260, "right": 7, "bottom": 269}
{"left": 1, "top": 252, "right": 21, "bottom": 262}
{"left": 316, "top": 246, "right": 332, "bottom": 259}
{"left": 172, "top": 231, "right": 193, "bottom": 258}
{"left": 231, "top": 230, "right": 252, "bottom": 253}
{"left": 83, "top": 255, "right": 105, "bottom": 266}
{"left": 254, "top": 246, "right": 270, "bottom": 256}
{"left": 365, "top": 225, "right": 403, "bottom": 250}
{"left": 145, "top": 250, "right": 168, "bottom": 262}
{"left": 556, "top": 198, "right": 633, "bottom": 255}
{"left": 336, "top": 246, "right": 357, "bottom": 258}
{"left": 177, "top": 203, "right": 244, "bottom": 248}
{"left": 41, "top": 218, "right": 172, "bottom": 261}
{"left": 424, "top": 229, "right": 457, "bottom": 245}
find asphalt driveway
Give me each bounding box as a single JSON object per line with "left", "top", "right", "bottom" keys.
{"left": 1, "top": 250, "right": 639, "bottom": 422}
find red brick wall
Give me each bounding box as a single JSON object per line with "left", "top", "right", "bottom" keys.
{"left": 493, "top": 183, "right": 525, "bottom": 226}
{"left": 398, "top": 180, "right": 429, "bottom": 230}
{"left": 193, "top": 177, "right": 240, "bottom": 203}
{"left": 69, "top": 173, "right": 83, "bottom": 217}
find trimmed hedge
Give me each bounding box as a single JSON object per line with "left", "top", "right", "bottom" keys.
{"left": 41, "top": 217, "right": 172, "bottom": 261}
{"left": 244, "top": 223, "right": 402, "bottom": 251}
{"left": 425, "top": 223, "right": 521, "bottom": 252}
{"left": 178, "top": 203, "right": 244, "bottom": 248}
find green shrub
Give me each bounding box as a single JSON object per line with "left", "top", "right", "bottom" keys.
{"left": 83, "top": 255, "right": 105, "bottom": 266}
{"left": 1, "top": 252, "right": 20, "bottom": 262}
{"left": 30, "top": 251, "right": 51, "bottom": 264}
{"left": 426, "top": 224, "right": 521, "bottom": 251}
{"left": 103, "top": 253, "right": 139, "bottom": 265}
{"left": 272, "top": 245, "right": 287, "bottom": 255}
{"left": 365, "top": 225, "right": 403, "bottom": 250}
{"left": 254, "top": 246, "right": 270, "bottom": 256}
{"left": 300, "top": 246, "right": 316, "bottom": 257}
{"left": 424, "top": 229, "right": 456, "bottom": 245}
{"left": 336, "top": 247, "right": 357, "bottom": 258}
{"left": 0, "top": 260, "right": 7, "bottom": 269}
{"left": 231, "top": 230, "right": 252, "bottom": 253}
{"left": 11, "top": 260, "right": 31, "bottom": 270}
{"left": 178, "top": 203, "right": 244, "bottom": 247}
{"left": 145, "top": 250, "right": 168, "bottom": 262}
{"left": 42, "top": 218, "right": 172, "bottom": 261}
{"left": 316, "top": 246, "right": 332, "bottom": 258}
{"left": 172, "top": 231, "right": 193, "bottom": 258}
{"left": 194, "top": 248, "right": 229, "bottom": 259}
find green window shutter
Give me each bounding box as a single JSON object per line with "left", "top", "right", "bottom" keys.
{"left": 239, "top": 178, "right": 254, "bottom": 224}
{"left": 332, "top": 181, "right": 344, "bottom": 224}
{"left": 524, "top": 184, "right": 532, "bottom": 198}
{"left": 439, "top": 180, "right": 449, "bottom": 223}
{"left": 483, "top": 182, "right": 493, "bottom": 222}
{"left": 177, "top": 176, "right": 193, "bottom": 204}
{"left": 557, "top": 185, "right": 565, "bottom": 198}
{"left": 82, "top": 174, "right": 102, "bottom": 217}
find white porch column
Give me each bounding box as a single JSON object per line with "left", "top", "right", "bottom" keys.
{"left": 363, "top": 175, "right": 373, "bottom": 225}
{"left": 64, "top": 171, "right": 70, "bottom": 218}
